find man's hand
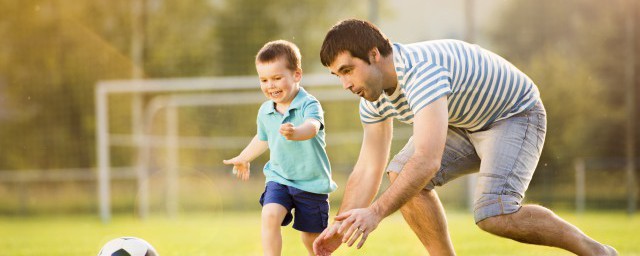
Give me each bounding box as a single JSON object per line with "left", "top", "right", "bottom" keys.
{"left": 279, "top": 123, "right": 296, "bottom": 140}
{"left": 335, "top": 207, "right": 383, "bottom": 249}
{"left": 313, "top": 221, "right": 344, "bottom": 256}
{"left": 222, "top": 157, "right": 250, "bottom": 181}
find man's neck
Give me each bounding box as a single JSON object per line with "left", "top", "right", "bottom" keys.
{"left": 381, "top": 55, "right": 398, "bottom": 95}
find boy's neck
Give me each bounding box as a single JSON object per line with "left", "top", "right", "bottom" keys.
{"left": 275, "top": 102, "right": 289, "bottom": 114}
{"left": 274, "top": 87, "right": 299, "bottom": 114}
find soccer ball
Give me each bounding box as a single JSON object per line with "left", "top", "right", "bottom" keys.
{"left": 98, "top": 237, "right": 159, "bottom": 256}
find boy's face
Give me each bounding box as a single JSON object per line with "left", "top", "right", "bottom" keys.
{"left": 256, "top": 58, "right": 301, "bottom": 106}
{"left": 328, "top": 51, "right": 384, "bottom": 102}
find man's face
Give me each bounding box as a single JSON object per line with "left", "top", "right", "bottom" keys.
{"left": 328, "top": 51, "right": 384, "bottom": 102}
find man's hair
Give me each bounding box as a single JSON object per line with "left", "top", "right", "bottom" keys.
{"left": 255, "top": 40, "right": 302, "bottom": 71}
{"left": 320, "top": 19, "right": 392, "bottom": 67}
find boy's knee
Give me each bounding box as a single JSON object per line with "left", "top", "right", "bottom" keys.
{"left": 262, "top": 204, "right": 286, "bottom": 223}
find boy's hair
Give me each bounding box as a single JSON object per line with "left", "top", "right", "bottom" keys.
{"left": 320, "top": 19, "right": 392, "bottom": 67}
{"left": 255, "top": 40, "right": 302, "bottom": 71}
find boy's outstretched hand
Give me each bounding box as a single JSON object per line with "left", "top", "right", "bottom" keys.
{"left": 222, "top": 157, "right": 250, "bottom": 181}
{"left": 279, "top": 123, "right": 297, "bottom": 140}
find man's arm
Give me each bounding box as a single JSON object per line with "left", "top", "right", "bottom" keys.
{"left": 339, "top": 117, "right": 394, "bottom": 212}
{"left": 335, "top": 97, "right": 448, "bottom": 248}
{"left": 312, "top": 118, "right": 393, "bottom": 255}
{"left": 369, "top": 96, "right": 448, "bottom": 218}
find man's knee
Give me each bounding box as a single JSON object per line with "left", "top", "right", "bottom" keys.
{"left": 476, "top": 214, "right": 502, "bottom": 233}
{"left": 475, "top": 205, "right": 553, "bottom": 234}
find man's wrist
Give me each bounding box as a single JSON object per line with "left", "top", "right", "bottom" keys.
{"left": 370, "top": 203, "right": 385, "bottom": 220}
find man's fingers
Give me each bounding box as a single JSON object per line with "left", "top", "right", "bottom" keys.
{"left": 346, "top": 228, "right": 361, "bottom": 247}
{"left": 324, "top": 226, "right": 337, "bottom": 237}
{"left": 222, "top": 159, "right": 231, "bottom": 164}
{"left": 334, "top": 211, "right": 351, "bottom": 221}
{"left": 356, "top": 231, "right": 369, "bottom": 249}
{"left": 341, "top": 223, "right": 358, "bottom": 243}
{"left": 337, "top": 215, "right": 354, "bottom": 234}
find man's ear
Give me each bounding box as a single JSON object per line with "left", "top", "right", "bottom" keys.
{"left": 369, "top": 48, "right": 380, "bottom": 63}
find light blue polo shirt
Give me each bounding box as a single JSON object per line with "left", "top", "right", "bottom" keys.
{"left": 257, "top": 87, "right": 337, "bottom": 194}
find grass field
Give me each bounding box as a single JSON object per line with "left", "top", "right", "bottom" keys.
{"left": 0, "top": 210, "right": 638, "bottom": 256}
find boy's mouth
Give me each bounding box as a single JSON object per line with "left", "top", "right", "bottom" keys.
{"left": 270, "top": 90, "right": 283, "bottom": 98}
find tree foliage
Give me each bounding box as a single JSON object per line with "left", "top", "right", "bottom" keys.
{"left": 0, "top": 0, "right": 351, "bottom": 170}
{"left": 488, "top": 0, "right": 639, "bottom": 169}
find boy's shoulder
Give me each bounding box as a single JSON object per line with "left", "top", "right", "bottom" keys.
{"left": 257, "top": 100, "right": 275, "bottom": 115}
{"left": 296, "top": 88, "right": 321, "bottom": 107}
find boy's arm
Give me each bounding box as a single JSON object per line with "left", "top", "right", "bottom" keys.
{"left": 222, "top": 135, "right": 268, "bottom": 180}
{"left": 279, "top": 119, "right": 321, "bottom": 141}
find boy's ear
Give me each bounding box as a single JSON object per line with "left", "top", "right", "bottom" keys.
{"left": 294, "top": 68, "right": 303, "bottom": 82}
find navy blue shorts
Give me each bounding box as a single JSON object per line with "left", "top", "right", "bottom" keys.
{"left": 259, "top": 181, "right": 329, "bottom": 233}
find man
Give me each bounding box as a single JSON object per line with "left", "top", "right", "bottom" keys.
{"left": 312, "top": 19, "right": 617, "bottom": 256}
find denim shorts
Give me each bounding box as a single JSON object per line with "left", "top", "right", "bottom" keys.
{"left": 259, "top": 181, "right": 330, "bottom": 233}
{"left": 387, "top": 101, "right": 547, "bottom": 223}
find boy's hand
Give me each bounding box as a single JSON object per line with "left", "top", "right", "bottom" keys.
{"left": 279, "top": 123, "right": 296, "bottom": 140}
{"left": 222, "top": 157, "right": 250, "bottom": 181}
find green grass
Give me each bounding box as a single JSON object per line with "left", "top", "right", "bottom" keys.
{"left": 0, "top": 211, "right": 637, "bottom": 255}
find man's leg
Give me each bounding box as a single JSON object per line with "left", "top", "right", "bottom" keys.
{"left": 386, "top": 127, "right": 480, "bottom": 255}
{"left": 477, "top": 205, "right": 617, "bottom": 255}
{"left": 470, "top": 101, "right": 616, "bottom": 255}
{"left": 389, "top": 172, "right": 455, "bottom": 255}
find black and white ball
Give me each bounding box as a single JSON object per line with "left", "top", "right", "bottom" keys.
{"left": 98, "top": 237, "right": 159, "bottom": 256}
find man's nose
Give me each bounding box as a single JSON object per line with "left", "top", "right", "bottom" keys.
{"left": 340, "top": 77, "right": 352, "bottom": 91}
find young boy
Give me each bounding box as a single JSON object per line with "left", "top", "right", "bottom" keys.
{"left": 223, "top": 40, "right": 337, "bottom": 256}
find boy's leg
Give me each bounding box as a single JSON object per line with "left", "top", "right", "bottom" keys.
{"left": 288, "top": 186, "right": 329, "bottom": 255}
{"left": 471, "top": 101, "right": 616, "bottom": 255}
{"left": 300, "top": 232, "right": 321, "bottom": 256}
{"left": 261, "top": 203, "right": 288, "bottom": 256}
{"left": 259, "top": 182, "right": 294, "bottom": 256}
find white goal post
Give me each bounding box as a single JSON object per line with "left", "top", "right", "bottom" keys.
{"left": 95, "top": 74, "right": 362, "bottom": 222}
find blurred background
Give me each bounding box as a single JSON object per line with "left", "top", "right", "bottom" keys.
{"left": 0, "top": 0, "right": 638, "bottom": 222}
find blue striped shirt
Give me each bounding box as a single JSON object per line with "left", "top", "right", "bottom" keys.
{"left": 359, "top": 40, "right": 540, "bottom": 132}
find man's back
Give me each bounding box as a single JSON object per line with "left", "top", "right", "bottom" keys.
{"left": 360, "top": 39, "right": 540, "bottom": 131}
